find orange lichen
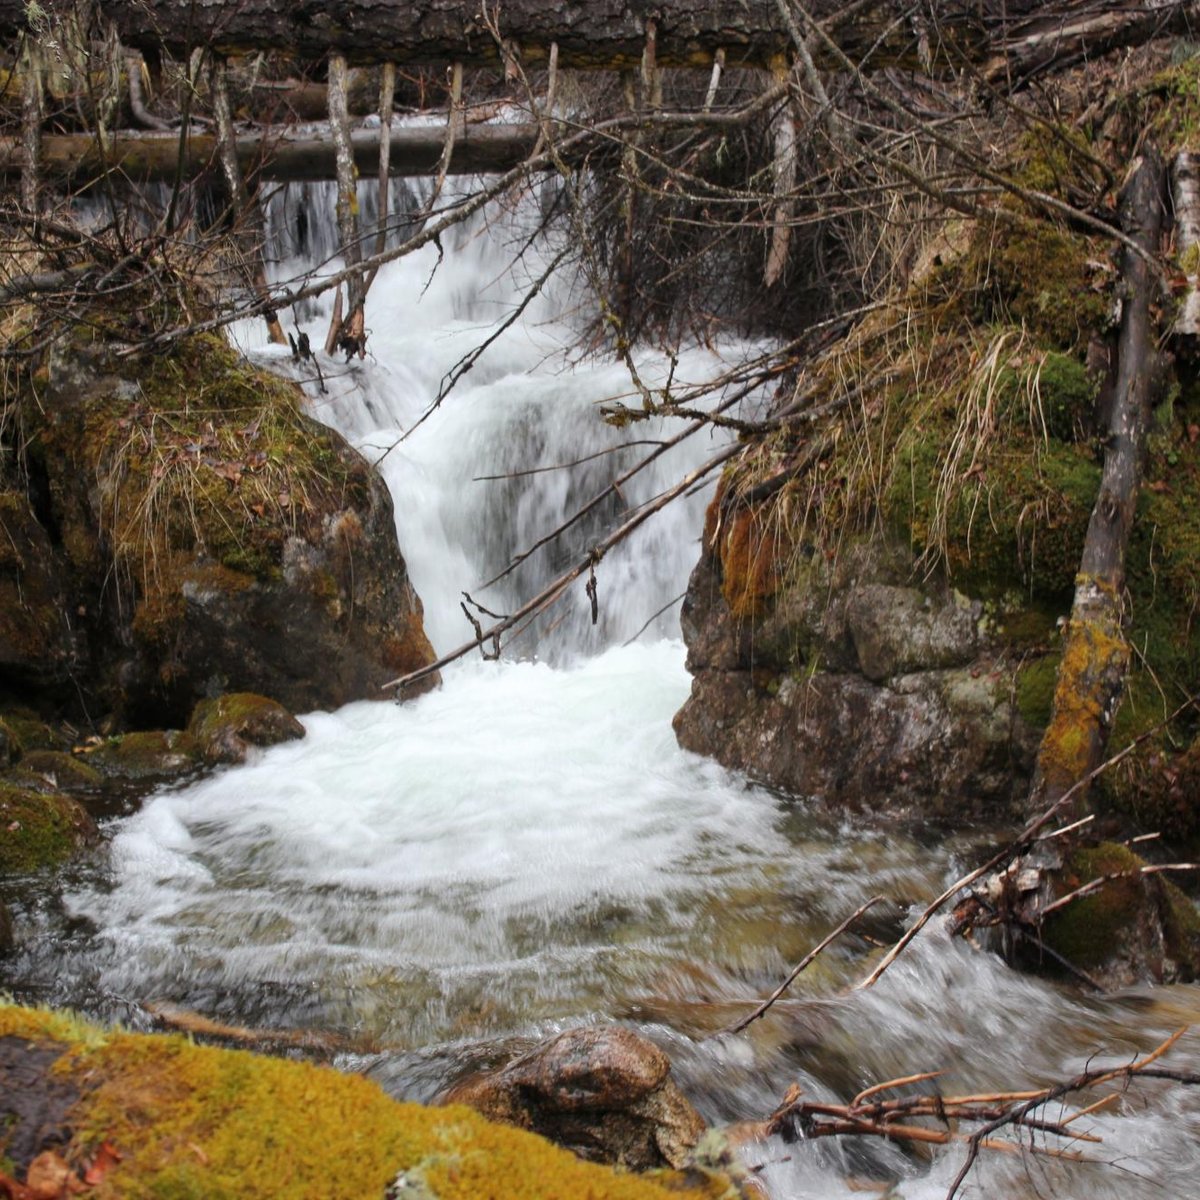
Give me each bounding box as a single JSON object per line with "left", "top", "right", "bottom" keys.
{"left": 1036, "top": 602, "right": 1130, "bottom": 794}
{"left": 716, "top": 503, "right": 788, "bottom": 621}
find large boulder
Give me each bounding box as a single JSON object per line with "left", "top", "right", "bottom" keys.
{"left": 0, "top": 488, "right": 78, "bottom": 697}
{"left": 440, "top": 1026, "right": 706, "bottom": 1171}
{"left": 674, "top": 534, "right": 1032, "bottom": 821}
{"left": 11, "top": 333, "right": 436, "bottom": 726}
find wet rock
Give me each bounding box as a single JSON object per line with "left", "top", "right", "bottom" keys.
{"left": 0, "top": 1037, "right": 77, "bottom": 1173}
{"left": 1040, "top": 842, "right": 1200, "bottom": 987}
{"left": 187, "top": 692, "right": 305, "bottom": 765}
{"left": 0, "top": 900, "right": 12, "bottom": 953}
{"left": 0, "top": 489, "right": 78, "bottom": 695}
{"left": 84, "top": 730, "right": 201, "bottom": 782}
{"left": 440, "top": 1025, "right": 707, "bottom": 1171}
{"left": 0, "top": 782, "right": 97, "bottom": 873}
{"left": 0, "top": 716, "right": 20, "bottom": 766}
{"left": 844, "top": 584, "right": 978, "bottom": 683}
{"left": 675, "top": 531, "right": 1031, "bottom": 820}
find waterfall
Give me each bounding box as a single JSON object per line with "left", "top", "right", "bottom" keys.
{"left": 231, "top": 177, "right": 764, "bottom": 657}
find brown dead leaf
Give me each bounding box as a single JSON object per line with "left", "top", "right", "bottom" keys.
{"left": 82, "top": 1142, "right": 122, "bottom": 1187}
{"left": 1147, "top": 480, "right": 1171, "bottom": 494}
{"left": 211, "top": 462, "right": 243, "bottom": 486}
{"left": 24, "top": 1152, "right": 85, "bottom": 1198}
{"left": 1188, "top": 424, "right": 1199, "bottom": 444}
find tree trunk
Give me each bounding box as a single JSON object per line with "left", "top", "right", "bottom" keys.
{"left": 1028, "top": 149, "right": 1166, "bottom": 819}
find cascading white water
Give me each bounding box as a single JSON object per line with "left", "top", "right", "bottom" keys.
{"left": 13, "top": 171, "right": 1200, "bottom": 1200}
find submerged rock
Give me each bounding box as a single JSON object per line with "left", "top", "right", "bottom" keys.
{"left": 0, "top": 1004, "right": 744, "bottom": 1200}
{"left": 187, "top": 692, "right": 305, "bottom": 764}
{"left": 441, "top": 1025, "right": 707, "bottom": 1172}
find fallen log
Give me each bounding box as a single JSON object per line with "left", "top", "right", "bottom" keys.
{"left": 3, "top": 1, "right": 1193, "bottom": 79}
{"left": 0, "top": 121, "right": 545, "bottom": 184}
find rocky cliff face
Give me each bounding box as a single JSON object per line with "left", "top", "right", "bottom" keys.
{"left": 674, "top": 528, "right": 1038, "bottom": 822}
{"left": 1, "top": 332, "right": 436, "bottom": 726}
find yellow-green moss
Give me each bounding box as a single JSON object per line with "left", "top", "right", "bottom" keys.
{"left": 84, "top": 731, "right": 200, "bottom": 780}
{"left": 1042, "top": 842, "right": 1146, "bottom": 970}
{"left": 0, "top": 782, "right": 95, "bottom": 873}
{"left": 16, "top": 750, "right": 104, "bottom": 790}
{"left": 1015, "top": 653, "right": 1061, "bottom": 729}
{"left": 0, "top": 1006, "right": 741, "bottom": 1200}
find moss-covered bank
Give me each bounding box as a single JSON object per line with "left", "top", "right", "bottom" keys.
{"left": 676, "top": 73, "right": 1200, "bottom": 841}
{"left": 0, "top": 1005, "right": 744, "bottom": 1200}
{"left": 2, "top": 326, "right": 436, "bottom": 728}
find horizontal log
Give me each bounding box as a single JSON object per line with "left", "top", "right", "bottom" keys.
{"left": 0, "top": 0, "right": 985, "bottom": 70}
{"left": 0, "top": 121, "right": 544, "bottom": 184}
{"left": 1, "top": 3, "right": 1189, "bottom": 86}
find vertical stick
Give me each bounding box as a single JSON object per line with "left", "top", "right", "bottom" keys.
{"left": 20, "top": 39, "right": 43, "bottom": 213}
{"left": 327, "top": 52, "right": 366, "bottom": 357}
{"left": 210, "top": 57, "right": 285, "bottom": 344}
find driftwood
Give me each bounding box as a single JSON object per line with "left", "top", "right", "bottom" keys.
{"left": 747, "top": 1028, "right": 1199, "bottom": 1200}
{"left": 1172, "top": 150, "right": 1200, "bottom": 346}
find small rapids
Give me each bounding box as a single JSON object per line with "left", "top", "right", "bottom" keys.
{"left": 5, "top": 173, "right": 1199, "bottom": 1200}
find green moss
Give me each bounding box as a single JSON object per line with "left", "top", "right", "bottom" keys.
{"left": 85, "top": 730, "right": 201, "bottom": 781}
{"left": 1161, "top": 876, "right": 1200, "bottom": 968}
{"left": 0, "top": 1005, "right": 741, "bottom": 1200}
{"left": 1042, "top": 842, "right": 1146, "bottom": 971}
{"left": 0, "top": 717, "right": 21, "bottom": 766}
{"left": 943, "top": 221, "right": 1111, "bottom": 352}
{"left": 0, "top": 782, "right": 95, "bottom": 873}
{"left": 15, "top": 750, "right": 104, "bottom": 790}
{"left": 0, "top": 710, "right": 67, "bottom": 754}
{"left": 1015, "top": 654, "right": 1061, "bottom": 729}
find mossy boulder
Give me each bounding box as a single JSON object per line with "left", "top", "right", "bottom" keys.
{"left": 10, "top": 750, "right": 104, "bottom": 792}
{"left": 0, "top": 782, "right": 97, "bottom": 874}
{"left": 17, "top": 332, "right": 436, "bottom": 726}
{"left": 0, "top": 1005, "right": 746, "bottom": 1200}
{"left": 0, "top": 710, "right": 69, "bottom": 754}
{"left": 1041, "top": 842, "right": 1200, "bottom": 987}
{"left": 83, "top": 730, "right": 201, "bottom": 782}
{"left": 187, "top": 692, "right": 305, "bottom": 765}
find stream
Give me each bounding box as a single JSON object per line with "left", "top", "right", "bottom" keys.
{"left": 5, "top": 174, "right": 1200, "bottom": 1199}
